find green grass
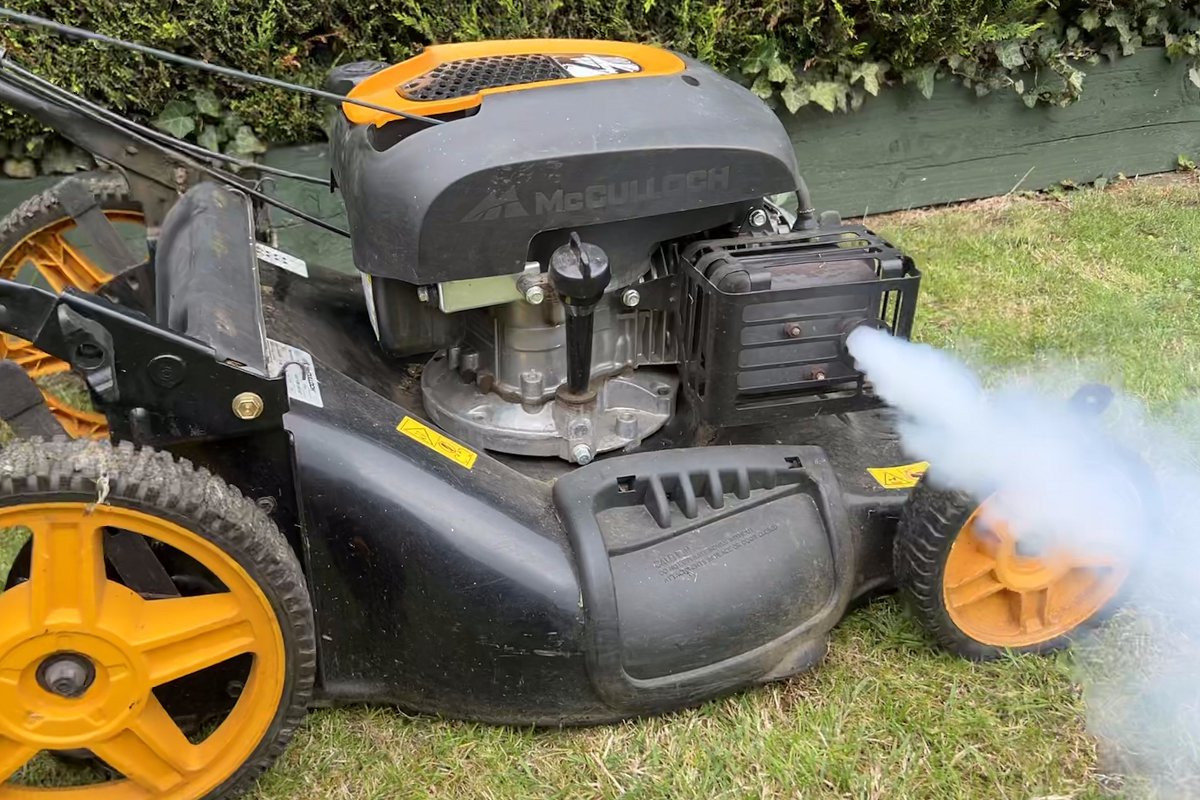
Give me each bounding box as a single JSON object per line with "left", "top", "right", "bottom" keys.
{"left": 5, "top": 174, "right": 1199, "bottom": 798}
{"left": 892, "top": 175, "right": 1200, "bottom": 405}
{"left": 255, "top": 606, "right": 1106, "bottom": 800}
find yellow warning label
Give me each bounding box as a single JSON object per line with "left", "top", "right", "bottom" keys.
{"left": 397, "top": 416, "right": 478, "bottom": 469}
{"left": 867, "top": 461, "right": 930, "bottom": 489}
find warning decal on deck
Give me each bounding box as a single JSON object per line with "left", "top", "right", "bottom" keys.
{"left": 265, "top": 338, "right": 323, "bottom": 408}
{"left": 397, "top": 416, "right": 478, "bottom": 470}
{"left": 867, "top": 461, "right": 930, "bottom": 489}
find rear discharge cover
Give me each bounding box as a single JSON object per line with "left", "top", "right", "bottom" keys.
{"left": 554, "top": 446, "right": 854, "bottom": 710}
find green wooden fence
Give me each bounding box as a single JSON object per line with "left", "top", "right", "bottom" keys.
{"left": 784, "top": 47, "right": 1200, "bottom": 217}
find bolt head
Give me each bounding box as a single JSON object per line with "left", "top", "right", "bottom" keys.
{"left": 572, "top": 443, "right": 594, "bottom": 465}
{"left": 524, "top": 285, "right": 546, "bottom": 305}
{"left": 232, "top": 391, "right": 265, "bottom": 420}
{"left": 37, "top": 653, "right": 95, "bottom": 698}
{"left": 784, "top": 322, "right": 803, "bottom": 338}
{"left": 148, "top": 354, "right": 187, "bottom": 388}
{"left": 416, "top": 286, "right": 431, "bottom": 303}
{"left": 749, "top": 208, "right": 769, "bottom": 228}
{"left": 621, "top": 288, "right": 641, "bottom": 308}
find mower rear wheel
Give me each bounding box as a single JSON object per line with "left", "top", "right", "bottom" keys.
{"left": 895, "top": 479, "right": 1129, "bottom": 660}
{"left": 0, "top": 174, "right": 145, "bottom": 439}
{"left": 0, "top": 438, "right": 316, "bottom": 799}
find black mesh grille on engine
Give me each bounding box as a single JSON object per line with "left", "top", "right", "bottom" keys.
{"left": 398, "top": 54, "right": 570, "bottom": 102}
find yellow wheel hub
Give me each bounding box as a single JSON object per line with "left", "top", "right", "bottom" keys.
{"left": 0, "top": 211, "right": 144, "bottom": 439}
{"left": 0, "top": 503, "right": 287, "bottom": 799}
{"left": 942, "top": 500, "right": 1128, "bottom": 647}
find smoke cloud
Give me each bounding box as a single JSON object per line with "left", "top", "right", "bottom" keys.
{"left": 847, "top": 325, "right": 1200, "bottom": 794}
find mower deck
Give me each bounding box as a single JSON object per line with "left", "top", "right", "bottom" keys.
{"left": 256, "top": 262, "right": 911, "bottom": 723}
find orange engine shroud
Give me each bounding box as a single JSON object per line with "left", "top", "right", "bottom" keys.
{"left": 343, "top": 40, "right": 685, "bottom": 125}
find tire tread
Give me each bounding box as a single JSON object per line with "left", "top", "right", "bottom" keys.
{"left": 0, "top": 437, "right": 315, "bottom": 800}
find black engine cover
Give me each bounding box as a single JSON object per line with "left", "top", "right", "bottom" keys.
{"left": 327, "top": 56, "right": 802, "bottom": 286}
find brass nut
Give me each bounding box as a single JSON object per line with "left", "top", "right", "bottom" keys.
{"left": 232, "top": 392, "right": 264, "bottom": 420}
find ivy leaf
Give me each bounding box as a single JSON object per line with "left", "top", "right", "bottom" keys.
{"left": 1065, "top": 67, "right": 1085, "bottom": 97}
{"left": 766, "top": 58, "right": 792, "bottom": 84}
{"left": 227, "top": 125, "right": 267, "bottom": 156}
{"left": 996, "top": 41, "right": 1025, "bottom": 70}
{"left": 220, "top": 112, "right": 245, "bottom": 137}
{"left": 1022, "top": 92, "right": 1039, "bottom": 108}
{"left": 1105, "top": 11, "right": 1132, "bottom": 46}
{"left": 1190, "top": 68, "right": 1200, "bottom": 89}
{"left": 193, "top": 89, "right": 222, "bottom": 119}
{"left": 809, "top": 81, "right": 843, "bottom": 112}
{"left": 1079, "top": 9, "right": 1101, "bottom": 31}
{"left": 779, "top": 81, "right": 810, "bottom": 113}
{"left": 197, "top": 125, "right": 222, "bottom": 153}
{"left": 905, "top": 66, "right": 937, "bottom": 100}
{"left": 153, "top": 100, "right": 196, "bottom": 139}
{"left": 1013, "top": 79, "right": 1025, "bottom": 95}
{"left": 742, "top": 41, "right": 777, "bottom": 76}
{"left": 750, "top": 73, "right": 774, "bottom": 100}
{"left": 850, "top": 61, "right": 885, "bottom": 95}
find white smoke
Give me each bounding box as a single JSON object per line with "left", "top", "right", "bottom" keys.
{"left": 846, "top": 325, "right": 1200, "bottom": 794}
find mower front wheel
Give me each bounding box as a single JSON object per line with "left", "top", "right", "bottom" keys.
{"left": 895, "top": 479, "right": 1129, "bottom": 660}
{"left": 0, "top": 438, "right": 316, "bottom": 800}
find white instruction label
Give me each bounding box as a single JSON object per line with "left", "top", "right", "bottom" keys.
{"left": 265, "top": 338, "right": 323, "bottom": 408}
{"left": 255, "top": 242, "right": 309, "bottom": 278}
{"left": 554, "top": 54, "right": 642, "bottom": 77}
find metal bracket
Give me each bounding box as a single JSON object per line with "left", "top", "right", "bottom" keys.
{"left": 0, "top": 360, "right": 62, "bottom": 438}
{"left": 54, "top": 176, "right": 141, "bottom": 274}
{"left": 105, "top": 530, "right": 181, "bottom": 598}
{"left": 0, "top": 278, "right": 289, "bottom": 447}
{"left": 56, "top": 302, "right": 118, "bottom": 402}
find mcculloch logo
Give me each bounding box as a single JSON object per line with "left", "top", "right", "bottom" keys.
{"left": 460, "top": 166, "right": 732, "bottom": 222}
{"left": 460, "top": 187, "right": 530, "bottom": 222}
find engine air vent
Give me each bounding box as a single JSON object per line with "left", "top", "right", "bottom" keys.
{"left": 398, "top": 54, "right": 569, "bottom": 102}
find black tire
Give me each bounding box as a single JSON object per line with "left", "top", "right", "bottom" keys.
{"left": 0, "top": 437, "right": 316, "bottom": 800}
{"left": 0, "top": 172, "right": 141, "bottom": 274}
{"left": 894, "top": 478, "right": 1123, "bottom": 661}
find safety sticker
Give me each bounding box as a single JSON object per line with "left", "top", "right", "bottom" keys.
{"left": 265, "top": 338, "right": 323, "bottom": 408}
{"left": 255, "top": 242, "right": 309, "bottom": 278}
{"left": 867, "top": 461, "right": 929, "bottom": 489}
{"left": 397, "top": 416, "right": 478, "bottom": 470}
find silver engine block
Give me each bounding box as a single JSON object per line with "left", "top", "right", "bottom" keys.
{"left": 421, "top": 292, "right": 679, "bottom": 463}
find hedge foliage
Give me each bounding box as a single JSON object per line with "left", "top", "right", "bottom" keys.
{"left": 0, "top": 0, "right": 1197, "bottom": 152}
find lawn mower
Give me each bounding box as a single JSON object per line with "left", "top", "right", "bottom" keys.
{"left": 0, "top": 12, "right": 1130, "bottom": 799}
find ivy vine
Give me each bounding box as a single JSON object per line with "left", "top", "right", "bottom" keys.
{"left": 152, "top": 89, "right": 266, "bottom": 158}
{"left": 744, "top": 1, "right": 1200, "bottom": 114}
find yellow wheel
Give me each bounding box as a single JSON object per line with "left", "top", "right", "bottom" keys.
{"left": 895, "top": 480, "right": 1130, "bottom": 659}
{"left": 0, "top": 438, "right": 315, "bottom": 799}
{"left": 0, "top": 175, "right": 146, "bottom": 439}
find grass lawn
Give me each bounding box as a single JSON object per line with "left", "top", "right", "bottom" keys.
{"left": 2, "top": 173, "right": 1198, "bottom": 798}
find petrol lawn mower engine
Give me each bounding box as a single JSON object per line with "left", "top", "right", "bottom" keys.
{"left": 326, "top": 45, "right": 920, "bottom": 462}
